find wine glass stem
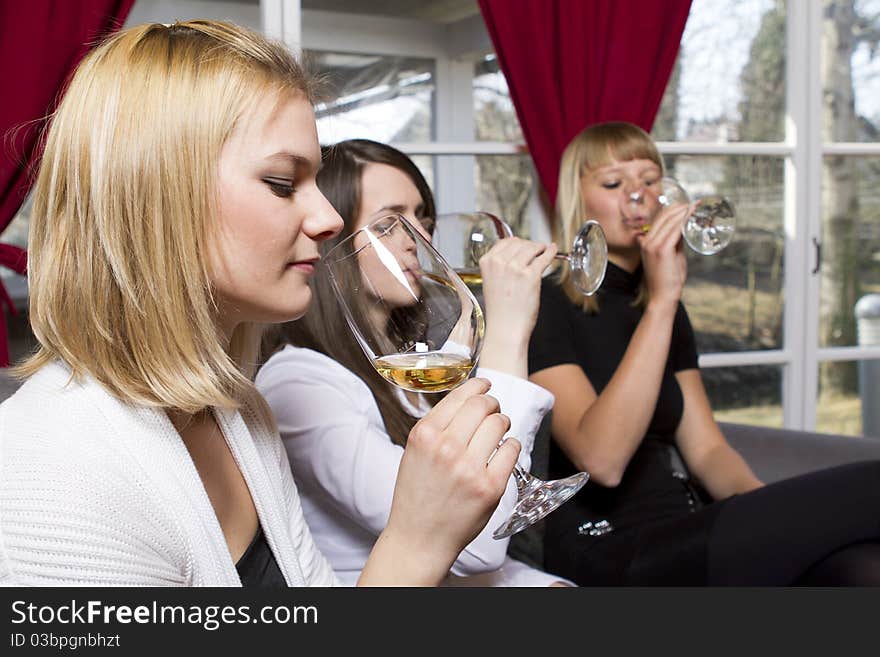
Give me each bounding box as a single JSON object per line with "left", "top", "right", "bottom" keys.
{"left": 554, "top": 253, "right": 571, "bottom": 262}
{"left": 513, "top": 464, "right": 536, "bottom": 495}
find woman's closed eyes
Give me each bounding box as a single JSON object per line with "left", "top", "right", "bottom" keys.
{"left": 262, "top": 176, "right": 296, "bottom": 198}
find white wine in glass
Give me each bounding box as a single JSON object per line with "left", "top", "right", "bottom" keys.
{"left": 324, "top": 213, "right": 588, "bottom": 541}
{"left": 372, "top": 351, "right": 475, "bottom": 392}
{"left": 432, "top": 211, "right": 608, "bottom": 296}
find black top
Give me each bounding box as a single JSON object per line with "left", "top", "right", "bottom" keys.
{"left": 528, "top": 263, "right": 701, "bottom": 533}
{"left": 235, "top": 525, "right": 287, "bottom": 588}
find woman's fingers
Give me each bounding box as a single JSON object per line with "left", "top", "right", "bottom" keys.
{"left": 442, "top": 392, "right": 505, "bottom": 447}
{"left": 466, "top": 409, "right": 515, "bottom": 463}
{"left": 482, "top": 237, "right": 555, "bottom": 271}
{"left": 419, "top": 377, "right": 492, "bottom": 430}
{"left": 530, "top": 241, "right": 558, "bottom": 272}
{"left": 640, "top": 204, "right": 687, "bottom": 252}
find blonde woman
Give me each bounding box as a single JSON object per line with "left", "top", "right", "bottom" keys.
{"left": 529, "top": 121, "right": 880, "bottom": 586}
{"left": 0, "top": 21, "right": 518, "bottom": 587}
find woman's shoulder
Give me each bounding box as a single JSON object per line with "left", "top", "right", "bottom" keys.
{"left": 3, "top": 361, "right": 106, "bottom": 436}
{"left": 256, "top": 345, "right": 371, "bottom": 401}
{"left": 0, "top": 362, "right": 179, "bottom": 518}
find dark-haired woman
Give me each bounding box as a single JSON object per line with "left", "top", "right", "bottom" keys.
{"left": 257, "top": 139, "right": 570, "bottom": 586}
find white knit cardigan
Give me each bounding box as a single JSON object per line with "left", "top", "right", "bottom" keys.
{"left": 0, "top": 361, "right": 338, "bottom": 586}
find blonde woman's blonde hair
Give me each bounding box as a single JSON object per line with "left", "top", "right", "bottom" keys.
{"left": 17, "top": 20, "right": 316, "bottom": 413}
{"left": 554, "top": 121, "right": 664, "bottom": 312}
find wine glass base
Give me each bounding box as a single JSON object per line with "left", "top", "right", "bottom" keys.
{"left": 491, "top": 471, "right": 589, "bottom": 540}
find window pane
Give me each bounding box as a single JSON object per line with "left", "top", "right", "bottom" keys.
{"left": 671, "top": 155, "right": 785, "bottom": 353}
{"left": 822, "top": 0, "right": 880, "bottom": 142}
{"left": 475, "top": 154, "right": 537, "bottom": 237}
{"left": 473, "top": 55, "right": 523, "bottom": 142}
{"left": 408, "top": 155, "right": 435, "bottom": 192}
{"left": 707, "top": 364, "right": 784, "bottom": 428}
{"left": 817, "top": 359, "right": 878, "bottom": 436}
{"left": 653, "top": 0, "right": 786, "bottom": 142}
{"left": 819, "top": 156, "right": 880, "bottom": 352}
{"left": 307, "top": 51, "right": 435, "bottom": 144}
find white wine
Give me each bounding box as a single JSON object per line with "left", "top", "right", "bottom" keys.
{"left": 372, "top": 351, "right": 475, "bottom": 392}
{"left": 456, "top": 269, "right": 483, "bottom": 286}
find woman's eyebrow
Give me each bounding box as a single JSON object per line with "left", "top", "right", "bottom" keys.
{"left": 377, "top": 204, "right": 407, "bottom": 214}
{"left": 263, "top": 151, "right": 322, "bottom": 173}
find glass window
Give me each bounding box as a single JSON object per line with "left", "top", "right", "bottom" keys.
{"left": 307, "top": 51, "right": 436, "bottom": 144}
{"left": 706, "top": 364, "right": 784, "bottom": 428}
{"left": 817, "top": 359, "right": 878, "bottom": 436}
{"left": 653, "top": 0, "right": 786, "bottom": 142}
{"left": 823, "top": 0, "right": 880, "bottom": 142}
{"left": 473, "top": 55, "right": 524, "bottom": 142}
{"left": 475, "top": 154, "right": 537, "bottom": 237}
{"left": 672, "top": 155, "right": 785, "bottom": 353}
{"left": 819, "top": 156, "right": 880, "bottom": 350}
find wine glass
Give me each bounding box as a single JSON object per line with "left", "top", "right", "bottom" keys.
{"left": 432, "top": 211, "right": 608, "bottom": 296}
{"left": 632, "top": 177, "right": 736, "bottom": 255}
{"left": 324, "top": 213, "right": 589, "bottom": 540}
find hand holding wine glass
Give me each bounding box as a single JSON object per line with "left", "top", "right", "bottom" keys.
{"left": 432, "top": 212, "right": 608, "bottom": 296}
{"left": 477, "top": 237, "right": 559, "bottom": 380}
{"left": 384, "top": 377, "right": 521, "bottom": 579}
{"left": 635, "top": 196, "right": 689, "bottom": 307}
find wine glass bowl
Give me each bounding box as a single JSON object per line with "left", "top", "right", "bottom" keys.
{"left": 647, "top": 177, "right": 736, "bottom": 256}
{"left": 324, "top": 213, "right": 484, "bottom": 393}
{"left": 432, "top": 212, "right": 608, "bottom": 296}
{"left": 564, "top": 219, "right": 608, "bottom": 296}
{"left": 430, "top": 212, "right": 512, "bottom": 287}
{"left": 683, "top": 195, "right": 736, "bottom": 255}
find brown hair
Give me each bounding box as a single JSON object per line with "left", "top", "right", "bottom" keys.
{"left": 555, "top": 121, "right": 664, "bottom": 311}
{"left": 263, "top": 139, "right": 435, "bottom": 445}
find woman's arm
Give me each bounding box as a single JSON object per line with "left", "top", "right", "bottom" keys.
{"left": 674, "top": 369, "right": 763, "bottom": 499}
{"left": 530, "top": 302, "right": 676, "bottom": 486}
{"left": 478, "top": 237, "right": 558, "bottom": 379}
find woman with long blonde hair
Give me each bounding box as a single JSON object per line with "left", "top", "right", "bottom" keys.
{"left": 0, "top": 21, "right": 517, "bottom": 586}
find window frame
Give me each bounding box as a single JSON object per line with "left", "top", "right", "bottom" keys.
{"left": 284, "top": 0, "right": 880, "bottom": 432}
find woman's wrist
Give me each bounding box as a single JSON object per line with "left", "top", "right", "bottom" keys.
{"left": 360, "top": 527, "right": 454, "bottom": 586}
{"left": 478, "top": 329, "right": 529, "bottom": 378}
{"left": 644, "top": 295, "right": 679, "bottom": 319}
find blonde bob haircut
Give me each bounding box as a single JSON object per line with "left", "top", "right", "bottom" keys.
{"left": 553, "top": 121, "right": 664, "bottom": 312}
{"left": 18, "top": 20, "right": 316, "bottom": 413}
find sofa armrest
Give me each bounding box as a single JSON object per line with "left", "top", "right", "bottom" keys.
{"left": 719, "top": 421, "right": 880, "bottom": 484}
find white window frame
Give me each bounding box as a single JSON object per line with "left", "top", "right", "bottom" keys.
{"left": 272, "top": 0, "right": 880, "bottom": 432}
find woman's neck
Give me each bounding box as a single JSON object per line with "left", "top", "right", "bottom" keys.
{"left": 608, "top": 250, "right": 641, "bottom": 274}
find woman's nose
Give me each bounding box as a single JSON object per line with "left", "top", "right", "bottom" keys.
{"left": 624, "top": 184, "right": 645, "bottom": 205}
{"left": 305, "top": 188, "right": 344, "bottom": 242}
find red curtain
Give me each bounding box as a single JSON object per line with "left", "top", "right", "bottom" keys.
{"left": 0, "top": 0, "right": 135, "bottom": 366}
{"left": 478, "top": 0, "right": 691, "bottom": 203}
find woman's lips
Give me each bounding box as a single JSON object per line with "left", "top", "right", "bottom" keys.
{"left": 623, "top": 216, "right": 650, "bottom": 230}
{"left": 288, "top": 259, "right": 318, "bottom": 274}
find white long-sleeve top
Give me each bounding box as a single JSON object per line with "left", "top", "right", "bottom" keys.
{"left": 256, "top": 345, "right": 565, "bottom": 587}
{"left": 0, "top": 360, "right": 338, "bottom": 587}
